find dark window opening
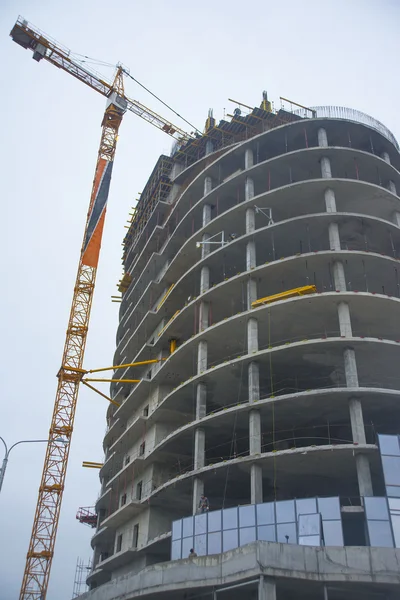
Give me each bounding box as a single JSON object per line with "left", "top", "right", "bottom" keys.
{"left": 342, "top": 513, "right": 367, "bottom": 546}
{"left": 125, "top": 455, "right": 130, "bottom": 466}
{"left": 116, "top": 534, "right": 123, "bottom": 552}
{"left": 139, "top": 441, "right": 146, "bottom": 456}
{"left": 133, "top": 524, "right": 139, "bottom": 548}
{"left": 143, "top": 405, "right": 149, "bottom": 417}
{"left": 136, "top": 481, "right": 143, "bottom": 500}
{"left": 120, "top": 493, "right": 127, "bottom": 507}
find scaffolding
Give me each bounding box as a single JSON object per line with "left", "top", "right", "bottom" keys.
{"left": 71, "top": 557, "right": 91, "bottom": 599}
{"left": 76, "top": 506, "right": 97, "bottom": 528}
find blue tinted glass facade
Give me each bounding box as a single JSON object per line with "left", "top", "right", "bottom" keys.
{"left": 378, "top": 433, "right": 400, "bottom": 548}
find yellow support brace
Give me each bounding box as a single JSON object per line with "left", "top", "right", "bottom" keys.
{"left": 251, "top": 285, "right": 316, "bottom": 308}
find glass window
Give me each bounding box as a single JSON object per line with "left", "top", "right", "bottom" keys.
{"left": 276, "top": 500, "right": 295, "bottom": 523}
{"left": 296, "top": 498, "right": 317, "bottom": 515}
{"left": 239, "top": 527, "right": 256, "bottom": 546}
{"left": 388, "top": 497, "right": 400, "bottom": 511}
{"left": 322, "top": 520, "right": 344, "bottom": 546}
{"left": 171, "top": 539, "right": 181, "bottom": 560}
{"left": 367, "top": 520, "right": 394, "bottom": 548}
{"left": 298, "top": 513, "right": 321, "bottom": 536}
{"left": 277, "top": 522, "right": 297, "bottom": 544}
{"left": 223, "top": 507, "right": 238, "bottom": 530}
{"left": 194, "top": 534, "right": 207, "bottom": 556}
{"left": 208, "top": 532, "right": 221, "bottom": 554}
{"left": 386, "top": 486, "right": 400, "bottom": 497}
{"left": 182, "top": 536, "right": 194, "bottom": 558}
{"left": 182, "top": 516, "right": 193, "bottom": 538}
{"left": 317, "top": 497, "right": 340, "bottom": 520}
{"left": 299, "top": 535, "right": 321, "bottom": 546}
{"left": 257, "top": 525, "right": 276, "bottom": 542}
{"left": 239, "top": 505, "right": 256, "bottom": 527}
{"left": 378, "top": 434, "right": 400, "bottom": 456}
{"left": 208, "top": 509, "right": 222, "bottom": 532}
{"left": 391, "top": 514, "right": 400, "bottom": 548}
{"left": 383, "top": 456, "right": 400, "bottom": 486}
{"left": 172, "top": 519, "right": 182, "bottom": 541}
{"left": 257, "top": 502, "right": 275, "bottom": 525}
{"left": 364, "top": 497, "right": 389, "bottom": 521}
{"left": 195, "top": 513, "right": 207, "bottom": 535}
{"left": 223, "top": 528, "right": 238, "bottom": 551}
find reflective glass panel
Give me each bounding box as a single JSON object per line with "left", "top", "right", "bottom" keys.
{"left": 322, "top": 520, "right": 344, "bottom": 546}
{"left": 382, "top": 456, "right": 400, "bottom": 486}
{"left": 388, "top": 497, "right": 400, "bottom": 511}
{"left": 194, "top": 534, "right": 207, "bottom": 556}
{"left": 239, "top": 505, "right": 256, "bottom": 527}
{"left": 379, "top": 434, "right": 400, "bottom": 456}
{"left": 299, "top": 535, "right": 320, "bottom": 546}
{"left": 223, "top": 507, "right": 238, "bottom": 530}
{"left": 208, "top": 532, "right": 221, "bottom": 554}
{"left": 317, "top": 497, "right": 340, "bottom": 519}
{"left": 296, "top": 498, "right": 317, "bottom": 515}
{"left": 277, "top": 522, "right": 297, "bottom": 544}
{"left": 182, "top": 516, "right": 193, "bottom": 538}
{"left": 171, "top": 539, "right": 181, "bottom": 560}
{"left": 208, "top": 509, "right": 222, "bottom": 532}
{"left": 298, "top": 513, "right": 321, "bottom": 536}
{"left": 223, "top": 529, "right": 238, "bottom": 551}
{"left": 364, "top": 497, "right": 389, "bottom": 521}
{"left": 256, "top": 502, "right": 275, "bottom": 525}
{"left": 367, "top": 520, "right": 394, "bottom": 548}
{"left": 386, "top": 486, "right": 400, "bottom": 497}
{"left": 257, "top": 525, "right": 276, "bottom": 542}
{"left": 182, "top": 536, "right": 194, "bottom": 558}
{"left": 172, "top": 519, "right": 182, "bottom": 541}
{"left": 276, "top": 500, "right": 295, "bottom": 523}
{"left": 195, "top": 513, "right": 207, "bottom": 535}
{"left": 391, "top": 514, "right": 400, "bottom": 547}
{"left": 239, "top": 527, "right": 256, "bottom": 546}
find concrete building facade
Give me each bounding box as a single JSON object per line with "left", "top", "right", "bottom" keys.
{"left": 82, "top": 102, "right": 400, "bottom": 600}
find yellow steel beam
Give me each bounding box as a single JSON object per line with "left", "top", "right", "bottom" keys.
{"left": 157, "top": 309, "right": 180, "bottom": 338}
{"left": 156, "top": 283, "right": 174, "bottom": 311}
{"left": 83, "top": 378, "right": 140, "bottom": 383}
{"left": 82, "top": 462, "right": 103, "bottom": 469}
{"left": 81, "top": 381, "right": 120, "bottom": 408}
{"left": 252, "top": 285, "right": 316, "bottom": 308}
{"left": 87, "top": 358, "right": 164, "bottom": 374}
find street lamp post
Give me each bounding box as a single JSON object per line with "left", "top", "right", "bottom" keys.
{"left": 0, "top": 436, "right": 49, "bottom": 493}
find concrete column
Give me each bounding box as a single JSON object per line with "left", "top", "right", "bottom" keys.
{"left": 381, "top": 151, "right": 391, "bottom": 165}
{"left": 247, "top": 317, "right": 259, "bottom": 353}
{"left": 388, "top": 180, "right": 397, "bottom": 195}
{"left": 324, "top": 188, "right": 337, "bottom": 213}
{"left": 344, "top": 348, "right": 358, "bottom": 388}
{"left": 259, "top": 576, "right": 276, "bottom": 600}
{"left": 349, "top": 398, "right": 366, "bottom": 444}
{"left": 392, "top": 211, "right": 400, "bottom": 227}
{"left": 248, "top": 362, "right": 260, "bottom": 402}
{"left": 249, "top": 410, "right": 261, "bottom": 453}
{"left": 192, "top": 478, "right": 204, "bottom": 514}
{"left": 251, "top": 463, "right": 263, "bottom": 505}
{"left": 246, "top": 240, "right": 256, "bottom": 270}
{"left": 200, "top": 266, "right": 210, "bottom": 294}
{"left": 318, "top": 127, "right": 328, "bottom": 148}
{"left": 245, "top": 148, "right": 254, "bottom": 169}
{"left": 338, "top": 302, "right": 352, "bottom": 337}
{"left": 245, "top": 177, "right": 255, "bottom": 201}
{"left": 246, "top": 207, "right": 256, "bottom": 233}
{"left": 194, "top": 428, "right": 205, "bottom": 469}
{"left": 199, "top": 301, "right": 209, "bottom": 331}
{"left": 197, "top": 340, "right": 207, "bottom": 373}
{"left": 321, "top": 157, "right": 332, "bottom": 179}
{"left": 328, "top": 222, "right": 341, "bottom": 251}
{"left": 205, "top": 140, "right": 213, "bottom": 156}
{"left": 201, "top": 232, "right": 211, "bottom": 259}
{"left": 196, "top": 383, "right": 207, "bottom": 419}
{"left": 203, "top": 204, "right": 212, "bottom": 226}
{"left": 247, "top": 278, "right": 258, "bottom": 310}
{"left": 204, "top": 176, "right": 212, "bottom": 196}
{"left": 356, "top": 453, "right": 373, "bottom": 497}
{"left": 332, "top": 261, "right": 346, "bottom": 291}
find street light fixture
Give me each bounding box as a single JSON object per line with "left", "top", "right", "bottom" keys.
{"left": 0, "top": 436, "right": 67, "bottom": 493}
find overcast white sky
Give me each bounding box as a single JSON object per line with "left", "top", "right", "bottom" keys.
{"left": 0, "top": 0, "right": 399, "bottom": 598}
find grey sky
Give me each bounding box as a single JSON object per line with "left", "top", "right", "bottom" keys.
{"left": 0, "top": 0, "right": 399, "bottom": 598}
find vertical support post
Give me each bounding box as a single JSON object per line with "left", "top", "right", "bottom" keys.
{"left": 249, "top": 361, "right": 262, "bottom": 503}
{"left": 193, "top": 382, "right": 207, "bottom": 514}
{"left": 258, "top": 576, "right": 276, "bottom": 600}
{"left": 388, "top": 180, "right": 397, "bottom": 195}
{"left": 245, "top": 148, "right": 254, "bottom": 170}
{"left": 197, "top": 340, "right": 208, "bottom": 373}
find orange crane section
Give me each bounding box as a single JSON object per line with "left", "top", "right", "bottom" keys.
{"left": 10, "top": 16, "right": 193, "bottom": 600}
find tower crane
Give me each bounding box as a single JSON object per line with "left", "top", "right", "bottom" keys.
{"left": 10, "top": 16, "right": 194, "bottom": 600}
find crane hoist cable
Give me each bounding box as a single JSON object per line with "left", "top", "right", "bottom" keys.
{"left": 9, "top": 15, "right": 197, "bottom": 600}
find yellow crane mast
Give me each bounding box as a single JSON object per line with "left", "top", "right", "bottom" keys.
{"left": 10, "top": 16, "right": 193, "bottom": 600}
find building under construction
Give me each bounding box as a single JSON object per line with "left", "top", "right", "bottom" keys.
{"left": 80, "top": 99, "right": 400, "bottom": 600}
